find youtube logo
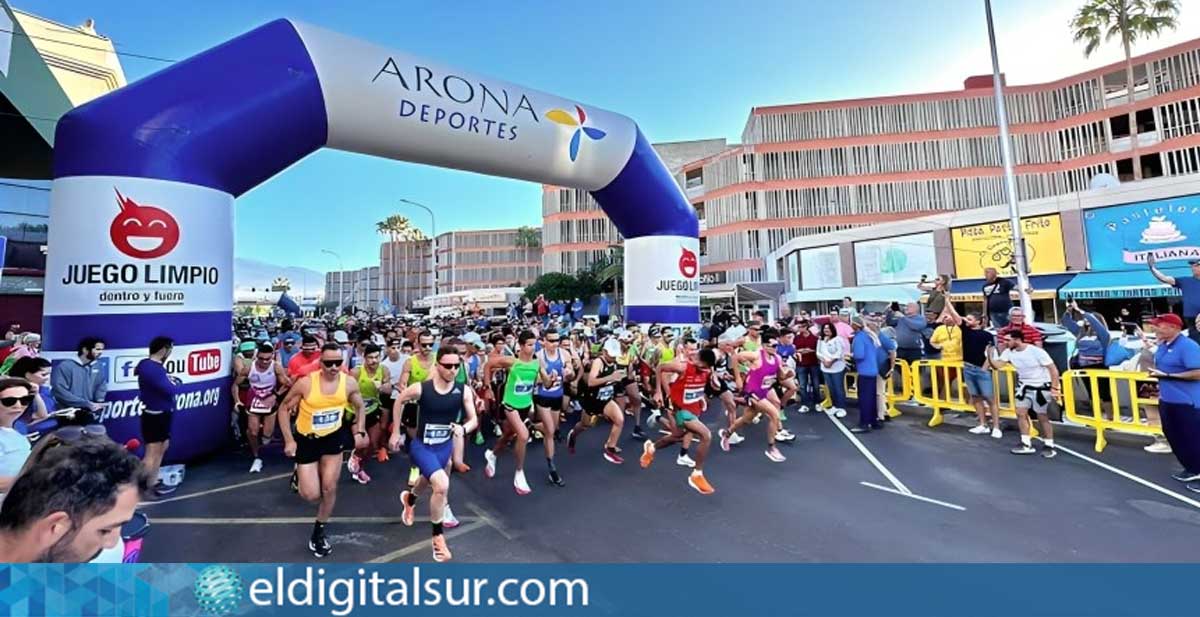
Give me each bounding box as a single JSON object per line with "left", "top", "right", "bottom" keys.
{"left": 188, "top": 348, "right": 221, "bottom": 376}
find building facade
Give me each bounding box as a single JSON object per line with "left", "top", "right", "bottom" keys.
{"left": 689, "top": 37, "right": 1200, "bottom": 294}
{"left": 380, "top": 238, "right": 433, "bottom": 311}
{"left": 435, "top": 228, "right": 542, "bottom": 293}
{"left": 323, "top": 265, "right": 382, "bottom": 311}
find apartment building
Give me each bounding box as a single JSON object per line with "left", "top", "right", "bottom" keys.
{"left": 435, "top": 228, "right": 542, "bottom": 293}
{"left": 380, "top": 238, "right": 434, "bottom": 311}
{"left": 323, "top": 266, "right": 382, "bottom": 310}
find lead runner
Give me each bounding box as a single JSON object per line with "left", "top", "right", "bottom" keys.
{"left": 389, "top": 345, "right": 479, "bottom": 563}
{"left": 640, "top": 341, "right": 717, "bottom": 495}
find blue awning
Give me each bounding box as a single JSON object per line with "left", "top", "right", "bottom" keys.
{"left": 1056, "top": 267, "right": 1190, "bottom": 300}
{"left": 947, "top": 273, "right": 1076, "bottom": 301}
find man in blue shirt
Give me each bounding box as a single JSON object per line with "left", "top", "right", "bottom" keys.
{"left": 571, "top": 298, "right": 584, "bottom": 325}
{"left": 1148, "top": 255, "right": 1200, "bottom": 344}
{"left": 136, "top": 336, "right": 180, "bottom": 497}
{"left": 849, "top": 316, "right": 881, "bottom": 433}
{"left": 598, "top": 293, "right": 611, "bottom": 326}
{"left": 1148, "top": 313, "right": 1200, "bottom": 493}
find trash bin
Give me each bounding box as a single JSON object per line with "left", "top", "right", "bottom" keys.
{"left": 1036, "top": 322, "right": 1074, "bottom": 373}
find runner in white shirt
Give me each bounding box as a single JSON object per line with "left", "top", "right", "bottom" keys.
{"left": 987, "top": 329, "right": 1060, "bottom": 458}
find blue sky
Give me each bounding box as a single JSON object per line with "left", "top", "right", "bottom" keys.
{"left": 13, "top": 0, "right": 1198, "bottom": 272}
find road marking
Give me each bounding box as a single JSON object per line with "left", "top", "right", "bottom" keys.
{"left": 1048, "top": 441, "right": 1200, "bottom": 511}
{"left": 139, "top": 472, "right": 291, "bottom": 507}
{"left": 826, "top": 414, "right": 911, "bottom": 494}
{"left": 368, "top": 520, "right": 489, "bottom": 563}
{"left": 150, "top": 516, "right": 479, "bottom": 525}
{"left": 861, "top": 482, "right": 967, "bottom": 511}
{"left": 466, "top": 502, "right": 515, "bottom": 541}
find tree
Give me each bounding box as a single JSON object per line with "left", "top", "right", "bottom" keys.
{"left": 376, "top": 215, "right": 425, "bottom": 310}
{"left": 1070, "top": 0, "right": 1179, "bottom": 180}
{"left": 514, "top": 226, "right": 541, "bottom": 284}
{"left": 525, "top": 272, "right": 581, "bottom": 302}
{"left": 590, "top": 244, "right": 624, "bottom": 310}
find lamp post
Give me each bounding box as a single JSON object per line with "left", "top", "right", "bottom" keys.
{"left": 321, "top": 249, "right": 344, "bottom": 315}
{"left": 398, "top": 198, "right": 437, "bottom": 297}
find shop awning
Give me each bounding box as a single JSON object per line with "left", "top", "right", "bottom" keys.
{"left": 947, "top": 273, "right": 1077, "bottom": 302}
{"left": 783, "top": 283, "right": 924, "bottom": 305}
{"left": 1056, "top": 267, "right": 1190, "bottom": 300}
{"left": 735, "top": 282, "right": 784, "bottom": 303}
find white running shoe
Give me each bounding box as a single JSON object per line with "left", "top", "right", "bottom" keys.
{"left": 991, "top": 427, "right": 1003, "bottom": 439}
{"left": 834, "top": 408, "right": 847, "bottom": 419}
{"left": 718, "top": 428, "right": 731, "bottom": 452}
{"left": 443, "top": 504, "right": 460, "bottom": 529}
{"left": 799, "top": 405, "right": 811, "bottom": 414}
{"left": 646, "top": 409, "right": 662, "bottom": 428}
{"left": 729, "top": 432, "right": 745, "bottom": 445}
{"left": 249, "top": 458, "right": 263, "bottom": 473}
{"left": 752, "top": 414, "right": 762, "bottom": 424}
{"left": 676, "top": 454, "right": 696, "bottom": 468}
{"left": 764, "top": 448, "right": 787, "bottom": 463}
{"left": 1145, "top": 439, "right": 1173, "bottom": 454}
{"left": 514, "top": 470, "right": 531, "bottom": 495}
{"left": 776, "top": 429, "right": 796, "bottom": 442}
{"left": 484, "top": 450, "right": 497, "bottom": 479}
{"left": 968, "top": 425, "right": 990, "bottom": 435}
{"left": 346, "top": 453, "right": 361, "bottom": 474}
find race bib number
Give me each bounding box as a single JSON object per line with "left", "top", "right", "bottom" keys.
{"left": 597, "top": 385, "right": 614, "bottom": 401}
{"left": 249, "top": 390, "right": 276, "bottom": 411}
{"left": 514, "top": 380, "right": 534, "bottom": 395}
{"left": 762, "top": 376, "right": 777, "bottom": 388}
{"left": 311, "top": 408, "right": 341, "bottom": 432}
{"left": 423, "top": 423, "right": 453, "bottom": 445}
{"left": 683, "top": 387, "right": 705, "bottom": 404}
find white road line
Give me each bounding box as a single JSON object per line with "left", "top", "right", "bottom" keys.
{"left": 466, "top": 502, "right": 516, "bottom": 541}
{"left": 139, "top": 472, "right": 291, "bottom": 507}
{"left": 150, "top": 516, "right": 478, "bottom": 525}
{"left": 860, "top": 482, "right": 967, "bottom": 511}
{"left": 826, "top": 414, "right": 911, "bottom": 494}
{"left": 368, "top": 520, "right": 489, "bottom": 563}
{"left": 1047, "top": 441, "right": 1200, "bottom": 511}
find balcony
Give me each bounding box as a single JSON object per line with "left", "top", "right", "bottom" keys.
{"left": 1109, "top": 130, "right": 1160, "bottom": 153}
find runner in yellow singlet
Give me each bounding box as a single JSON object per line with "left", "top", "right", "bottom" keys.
{"left": 279, "top": 342, "right": 367, "bottom": 558}
{"left": 398, "top": 332, "right": 436, "bottom": 487}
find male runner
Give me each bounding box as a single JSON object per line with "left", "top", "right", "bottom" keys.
{"left": 398, "top": 332, "right": 437, "bottom": 487}
{"left": 642, "top": 343, "right": 717, "bottom": 494}
{"left": 233, "top": 343, "right": 290, "bottom": 473}
{"left": 390, "top": 346, "right": 479, "bottom": 562}
{"left": 614, "top": 331, "right": 645, "bottom": 439}
{"left": 567, "top": 338, "right": 627, "bottom": 464}
{"left": 287, "top": 335, "right": 323, "bottom": 379}
{"left": 720, "top": 328, "right": 793, "bottom": 462}
{"left": 532, "top": 329, "right": 571, "bottom": 486}
{"left": 346, "top": 344, "right": 391, "bottom": 483}
{"left": 278, "top": 343, "right": 368, "bottom": 557}
{"left": 482, "top": 330, "right": 554, "bottom": 494}
{"left": 711, "top": 334, "right": 746, "bottom": 446}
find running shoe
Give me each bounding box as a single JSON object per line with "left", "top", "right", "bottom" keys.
{"left": 309, "top": 533, "right": 332, "bottom": 558}
{"left": 850, "top": 426, "right": 872, "bottom": 434}
{"left": 1145, "top": 438, "right": 1172, "bottom": 454}
{"left": 646, "top": 409, "right": 662, "bottom": 429}
{"left": 493, "top": 424, "right": 503, "bottom": 437}
{"left": 764, "top": 448, "right": 786, "bottom": 463}
{"left": 514, "top": 470, "right": 532, "bottom": 495}
{"left": 567, "top": 430, "right": 578, "bottom": 455}
{"left": 431, "top": 534, "right": 453, "bottom": 563}
{"left": 1041, "top": 446, "right": 1057, "bottom": 459}
{"left": 376, "top": 448, "right": 390, "bottom": 463}
{"left": 729, "top": 432, "right": 745, "bottom": 445}
{"left": 991, "top": 427, "right": 1003, "bottom": 439}
{"left": 776, "top": 429, "right": 796, "bottom": 442}
{"left": 1010, "top": 444, "right": 1037, "bottom": 455}
{"left": 474, "top": 432, "right": 485, "bottom": 446}
{"left": 640, "top": 440, "right": 656, "bottom": 468}
{"left": 968, "top": 425, "right": 990, "bottom": 435}
{"left": 249, "top": 458, "right": 263, "bottom": 473}
{"left": 290, "top": 469, "right": 299, "bottom": 493}
{"left": 548, "top": 469, "right": 566, "bottom": 487}
{"left": 484, "top": 450, "right": 497, "bottom": 479}
{"left": 799, "top": 405, "right": 811, "bottom": 414}
{"left": 631, "top": 425, "right": 647, "bottom": 441}
{"left": 407, "top": 466, "right": 419, "bottom": 487}
{"left": 571, "top": 400, "right": 582, "bottom": 413}
{"left": 443, "top": 504, "right": 460, "bottom": 529}
{"left": 834, "top": 408, "right": 847, "bottom": 419}
{"left": 400, "top": 490, "right": 416, "bottom": 527}
{"left": 1171, "top": 470, "right": 1200, "bottom": 483}
{"left": 718, "top": 428, "right": 731, "bottom": 452}
{"left": 752, "top": 414, "right": 761, "bottom": 424}
{"left": 603, "top": 447, "right": 624, "bottom": 465}
{"left": 347, "top": 453, "right": 361, "bottom": 475}
{"left": 352, "top": 469, "right": 371, "bottom": 484}
{"left": 153, "top": 482, "right": 178, "bottom": 497}
{"left": 687, "top": 471, "right": 715, "bottom": 495}
{"left": 676, "top": 453, "right": 696, "bottom": 468}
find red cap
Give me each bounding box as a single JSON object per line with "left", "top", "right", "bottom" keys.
{"left": 1151, "top": 313, "right": 1184, "bottom": 329}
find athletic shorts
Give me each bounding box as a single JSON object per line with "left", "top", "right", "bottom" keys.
{"left": 402, "top": 403, "right": 418, "bottom": 429}
{"left": 295, "top": 426, "right": 347, "bottom": 465}
{"left": 140, "top": 410, "right": 172, "bottom": 444}
{"left": 503, "top": 403, "right": 532, "bottom": 420}
{"left": 410, "top": 438, "right": 453, "bottom": 480}
{"left": 745, "top": 386, "right": 772, "bottom": 402}
{"left": 674, "top": 409, "right": 699, "bottom": 425}
{"left": 582, "top": 398, "right": 612, "bottom": 416}
{"left": 533, "top": 394, "right": 563, "bottom": 410}
{"left": 1016, "top": 384, "right": 1052, "bottom": 416}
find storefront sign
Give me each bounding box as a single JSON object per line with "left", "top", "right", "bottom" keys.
{"left": 1083, "top": 194, "right": 1200, "bottom": 270}
{"left": 699, "top": 270, "right": 726, "bottom": 285}
{"left": 854, "top": 232, "right": 936, "bottom": 285}
{"left": 951, "top": 214, "right": 1066, "bottom": 278}
{"left": 800, "top": 245, "right": 841, "bottom": 289}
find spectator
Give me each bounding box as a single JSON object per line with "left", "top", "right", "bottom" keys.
{"left": 869, "top": 316, "right": 897, "bottom": 424}
{"left": 8, "top": 357, "right": 53, "bottom": 424}
{"left": 794, "top": 318, "right": 822, "bottom": 414}
{"left": 917, "top": 274, "right": 952, "bottom": 318}
{"left": 709, "top": 304, "right": 731, "bottom": 342}
{"left": 0, "top": 378, "right": 35, "bottom": 493}
{"left": 598, "top": 293, "right": 611, "bottom": 326}
{"left": 4, "top": 322, "right": 20, "bottom": 342}
{"left": 1, "top": 333, "right": 41, "bottom": 371}
{"left": 535, "top": 294, "right": 550, "bottom": 326}
{"left": 850, "top": 316, "right": 881, "bottom": 433}
{"left": 136, "top": 336, "right": 179, "bottom": 497}
{"left": 0, "top": 434, "right": 149, "bottom": 562}
{"left": 840, "top": 296, "right": 858, "bottom": 318}
{"left": 571, "top": 297, "right": 584, "bottom": 325}
{"left": 832, "top": 310, "right": 854, "bottom": 346}
{"left": 50, "top": 337, "right": 107, "bottom": 412}
{"left": 816, "top": 322, "right": 848, "bottom": 418}
{"left": 987, "top": 329, "right": 1060, "bottom": 458}
{"left": 1061, "top": 299, "right": 1117, "bottom": 420}
{"left": 1145, "top": 313, "right": 1200, "bottom": 493}
{"left": 997, "top": 306, "right": 1043, "bottom": 347}
{"left": 1147, "top": 255, "right": 1200, "bottom": 345}
{"left": 944, "top": 303, "right": 1002, "bottom": 438}
{"left": 889, "top": 302, "right": 928, "bottom": 365}
{"left": 982, "top": 267, "right": 1016, "bottom": 328}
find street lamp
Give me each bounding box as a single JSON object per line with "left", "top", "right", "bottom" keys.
{"left": 321, "top": 249, "right": 344, "bottom": 315}
{"left": 398, "top": 198, "right": 437, "bottom": 297}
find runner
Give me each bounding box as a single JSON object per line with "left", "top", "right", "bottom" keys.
{"left": 389, "top": 346, "right": 480, "bottom": 562}
{"left": 708, "top": 335, "right": 746, "bottom": 447}
{"left": 613, "top": 331, "right": 645, "bottom": 440}
{"left": 532, "top": 329, "right": 570, "bottom": 487}
{"left": 278, "top": 343, "right": 368, "bottom": 558}
{"left": 641, "top": 344, "right": 717, "bottom": 494}
{"left": 398, "top": 332, "right": 437, "bottom": 487}
{"left": 346, "top": 344, "right": 392, "bottom": 483}
{"left": 233, "top": 343, "right": 290, "bottom": 473}
{"left": 774, "top": 329, "right": 800, "bottom": 420}
{"left": 567, "top": 338, "right": 626, "bottom": 464}
{"left": 720, "top": 328, "right": 793, "bottom": 462}
{"left": 482, "top": 330, "right": 554, "bottom": 494}
{"left": 287, "top": 335, "right": 322, "bottom": 379}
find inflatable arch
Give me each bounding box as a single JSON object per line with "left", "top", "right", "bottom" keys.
{"left": 42, "top": 19, "right": 699, "bottom": 461}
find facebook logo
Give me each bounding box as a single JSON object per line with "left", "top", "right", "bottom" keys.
{"left": 121, "top": 361, "right": 135, "bottom": 378}
{"left": 112, "top": 356, "right": 138, "bottom": 383}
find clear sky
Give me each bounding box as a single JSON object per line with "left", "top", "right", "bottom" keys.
{"left": 12, "top": 0, "right": 1198, "bottom": 273}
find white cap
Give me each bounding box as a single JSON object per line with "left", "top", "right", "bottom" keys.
{"left": 618, "top": 330, "right": 634, "bottom": 341}
{"left": 462, "top": 332, "right": 483, "bottom": 347}
{"left": 603, "top": 338, "right": 622, "bottom": 357}
{"left": 332, "top": 330, "right": 349, "bottom": 343}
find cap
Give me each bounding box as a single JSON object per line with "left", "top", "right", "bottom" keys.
{"left": 238, "top": 341, "right": 257, "bottom": 353}
{"left": 462, "top": 332, "right": 483, "bottom": 347}
{"left": 603, "top": 338, "right": 622, "bottom": 357}
{"left": 618, "top": 330, "right": 634, "bottom": 341}
{"left": 332, "top": 330, "right": 349, "bottom": 343}
{"left": 850, "top": 316, "right": 866, "bottom": 329}
{"left": 1151, "top": 313, "right": 1185, "bottom": 329}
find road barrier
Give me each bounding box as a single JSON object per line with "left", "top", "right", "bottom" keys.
{"left": 1061, "top": 368, "right": 1163, "bottom": 453}
{"left": 909, "top": 359, "right": 1022, "bottom": 428}
{"left": 821, "top": 360, "right": 911, "bottom": 418}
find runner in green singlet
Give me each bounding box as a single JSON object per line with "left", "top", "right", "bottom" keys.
{"left": 347, "top": 344, "right": 391, "bottom": 484}
{"left": 482, "top": 330, "right": 553, "bottom": 496}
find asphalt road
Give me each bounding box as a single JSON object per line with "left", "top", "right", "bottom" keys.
{"left": 139, "top": 400, "right": 1200, "bottom": 563}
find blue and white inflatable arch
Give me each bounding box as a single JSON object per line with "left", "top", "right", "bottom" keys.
{"left": 42, "top": 20, "right": 699, "bottom": 461}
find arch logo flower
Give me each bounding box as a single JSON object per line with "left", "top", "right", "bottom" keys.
{"left": 546, "top": 105, "right": 606, "bottom": 162}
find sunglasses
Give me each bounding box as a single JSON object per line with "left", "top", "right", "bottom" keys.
{"left": 439, "top": 362, "right": 461, "bottom": 370}
{"left": 420, "top": 343, "right": 434, "bottom": 349}
{"left": 0, "top": 395, "right": 35, "bottom": 407}
{"left": 284, "top": 341, "right": 295, "bottom": 346}
{"left": 546, "top": 338, "right": 560, "bottom": 343}
{"left": 321, "top": 359, "right": 343, "bottom": 368}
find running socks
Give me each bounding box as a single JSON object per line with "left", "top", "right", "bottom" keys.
{"left": 432, "top": 520, "right": 444, "bottom": 537}
{"left": 312, "top": 520, "right": 325, "bottom": 539}
{"left": 680, "top": 447, "right": 689, "bottom": 457}
{"left": 547, "top": 457, "right": 557, "bottom": 472}
{"left": 1020, "top": 434, "right": 1032, "bottom": 447}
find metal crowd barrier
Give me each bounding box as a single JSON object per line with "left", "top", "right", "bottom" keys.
{"left": 1061, "top": 368, "right": 1163, "bottom": 453}
{"left": 820, "top": 359, "right": 911, "bottom": 418}
{"left": 909, "top": 359, "right": 1022, "bottom": 428}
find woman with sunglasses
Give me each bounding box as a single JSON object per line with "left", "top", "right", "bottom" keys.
{"left": 8, "top": 357, "right": 53, "bottom": 427}
{"left": 0, "top": 378, "right": 36, "bottom": 493}
{"left": 531, "top": 329, "right": 570, "bottom": 487}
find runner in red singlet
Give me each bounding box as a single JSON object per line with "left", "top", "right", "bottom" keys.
{"left": 640, "top": 343, "right": 717, "bottom": 494}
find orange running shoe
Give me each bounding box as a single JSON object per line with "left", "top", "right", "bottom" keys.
{"left": 432, "top": 534, "right": 453, "bottom": 562}
{"left": 639, "top": 440, "right": 656, "bottom": 468}
{"left": 687, "top": 472, "right": 715, "bottom": 495}
{"left": 400, "top": 490, "right": 415, "bottom": 527}
{"left": 376, "top": 448, "right": 390, "bottom": 463}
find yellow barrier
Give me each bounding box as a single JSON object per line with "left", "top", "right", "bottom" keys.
{"left": 820, "top": 359, "right": 910, "bottom": 418}
{"left": 910, "top": 359, "right": 1023, "bottom": 428}
{"left": 1062, "top": 368, "right": 1163, "bottom": 453}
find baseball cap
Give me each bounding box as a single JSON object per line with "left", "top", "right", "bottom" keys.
{"left": 1151, "top": 313, "right": 1184, "bottom": 329}
{"left": 603, "top": 338, "right": 622, "bottom": 357}
{"left": 332, "top": 330, "right": 349, "bottom": 343}
{"left": 462, "top": 332, "right": 483, "bottom": 348}
{"left": 238, "top": 341, "right": 257, "bottom": 353}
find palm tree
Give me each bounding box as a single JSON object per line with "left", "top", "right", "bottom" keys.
{"left": 1070, "top": 0, "right": 1180, "bottom": 180}
{"left": 514, "top": 226, "right": 541, "bottom": 284}
{"left": 592, "top": 244, "right": 624, "bottom": 312}
{"left": 376, "top": 215, "right": 422, "bottom": 309}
